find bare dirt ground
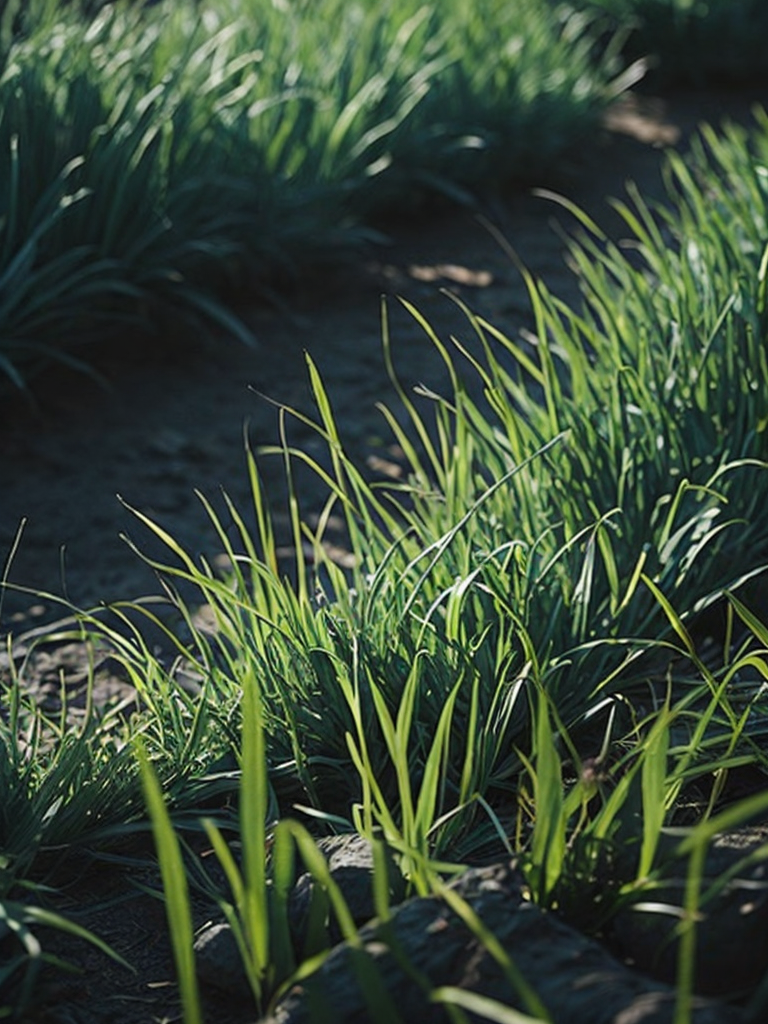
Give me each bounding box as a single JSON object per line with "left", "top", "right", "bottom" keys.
{"left": 4, "top": 85, "right": 768, "bottom": 1023}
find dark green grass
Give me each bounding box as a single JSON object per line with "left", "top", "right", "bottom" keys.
{"left": 581, "top": 0, "right": 768, "bottom": 87}
{"left": 0, "top": 0, "right": 628, "bottom": 386}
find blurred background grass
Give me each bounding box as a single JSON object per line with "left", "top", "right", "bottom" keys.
{"left": 0, "top": 0, "right": 633, "bottom": 385}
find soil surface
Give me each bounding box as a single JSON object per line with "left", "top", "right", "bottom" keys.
{"left": 4, "top": 85, "right": 768, "bottom": 1023}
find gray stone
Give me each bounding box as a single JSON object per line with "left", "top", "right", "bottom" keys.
{"left": 195, "top": 832, "right": 404, "bottom": 999}
{"left": 612, "top": 824, "right": 768, "bottom": 995}
{"left": 194, "top": 920, "right": 251, "bottom": 1000}
{"left": 267, "top": 862, "right": 744, "bottom": 1024}
{"left": 287, "top": 833, "right": 406, "bottom": 947}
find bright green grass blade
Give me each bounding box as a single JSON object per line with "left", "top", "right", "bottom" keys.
{"left": 370, "top": 839, "right": 394, "bottom": 924}
{"left": 240, "top": 664, "right": 269, "bottom": 974}
{"left": 269, "top": 822, "right": 298, "bottom": 985}
{"left": 137, "top": 745, "right": 202, "bottom": 1024}
{"left": 525, "top": 689, "right": 566, "bottom": 906}
{"left": 665, "top": 789, "right": 768, "bottom": 1024}
{"left": 641, "top": 574, "right": 695, "bottom": 657}
{"left": 728, "top": 592, "right": 768, "bottom": 646}
{"left": 432, "top": 987, "right": 548, "bottom": 1024}
{"left": 638, "top": 709, "right": 670, "bottom": 880}
{"left": 413, "top": 677, "right": 462, "bottom": 857}
{"left": 202, "top": 818, "right": 245, "bottom": 913}
{"left": 282, "top": 821, "right": 359, "bottom": 943}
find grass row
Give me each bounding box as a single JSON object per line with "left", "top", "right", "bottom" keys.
{"left": 581, "top": 0, "right": 768, "bottom": 87}
{"left": 0, "top": 0, "right": 631, "bottom": 386}
{"left": 3, "top": 0, "right": 766, "bottom": 389}
{"left": 4, "top": 100, "right": 768, "bottom": 1018}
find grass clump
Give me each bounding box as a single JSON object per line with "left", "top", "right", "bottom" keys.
{"left": 0, "top": 612, "right": 244, "bottom": 1017}
{"left": 116, "top": 103, "right": 768, "bottom": 1016}
{"left": 0, "top": 0, "right": 630, "bottom": 387}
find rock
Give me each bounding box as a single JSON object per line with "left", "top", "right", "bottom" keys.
{"left": 195, "top": 832, "right": 405, "bottom": 999}
{"left": 612, "top": 824, "right": 768, "bottom": 996}
{"left": 194, "top": 921, "right": 251, "bottom": 1000}
{"left": 267, "top": 862, "right": 744, "bottom": 1024}
{"left": 287, "top": 833, "right": 407, "bottom": 948}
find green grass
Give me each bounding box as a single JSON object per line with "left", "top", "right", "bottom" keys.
{"left": 142, "top": 94, "right": 768, "bottom": 822}
{"left": 120, "top": 102, "right": 768, "bottom": 1014}
{"left": 0, "top": 0, "right": 628, "bottom": 387}
{"left": 0, "top": 614, "right": 239, "bottom": 893}
{"left": 0, "top": 611, "right": 247, "bottom": 1016}
{"left": 6, "top": 54, "right": 768, "bottom": 1024}
{"left": 2, "top": 0, "right": 766, "bottom": 386}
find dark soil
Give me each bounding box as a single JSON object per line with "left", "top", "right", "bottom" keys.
{"left": 3, "top": 85, "right": 768, "bottom": 1023}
